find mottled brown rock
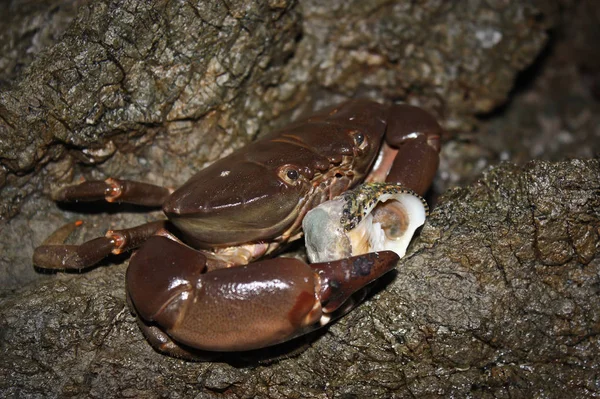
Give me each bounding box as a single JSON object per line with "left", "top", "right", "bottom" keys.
{"left": 0, "top": 0, "right": 88, "bottom": 89}
{"left": 1, "top": 159, "right": 598, "bottom": 397}
{"left": 0, "top": 0, "right": 301, "bottom": 219}
{"left": 2, "top": 0, "right": 597, "bottom": 396}
{"left": 0, "top": 0, "right": 552, "bottom": 219}
{"left": 296, "top": 0, "right": 551, "bottom": 125}
{"left": 437, "top": 0, "right": 600, "bottom": 194}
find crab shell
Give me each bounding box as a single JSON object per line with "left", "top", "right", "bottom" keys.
{"left": 303, "top": 182, "right": 428, "bottom": 263}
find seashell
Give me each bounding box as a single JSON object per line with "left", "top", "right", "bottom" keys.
{"left": 303, "top": 182, "right": 428, "bottom": 263}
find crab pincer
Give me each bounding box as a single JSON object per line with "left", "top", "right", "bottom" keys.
{"left": 126, "top": 235, "right": 399, "bottom": 353}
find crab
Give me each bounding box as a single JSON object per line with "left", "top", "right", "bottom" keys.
{"left": 33, "top": 99, "right": 442, "bottom": 359}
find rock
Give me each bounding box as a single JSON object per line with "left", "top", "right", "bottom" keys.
{"left": 2, "top": 0, "right": 598, "bottom": 396}
{"left": 0, "top": 0, "right": 551, "bottom": 219}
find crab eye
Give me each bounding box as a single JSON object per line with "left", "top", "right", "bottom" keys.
{"left": 354, "top": 132, "right": 364, "bottom": 145}
{"left": 287, "top": 169, "right": 299, "bottom": 180}
{"left": 351, "top": 130, "right": 368, "bottom": 150}
{"left": 278, "top": 165, "right": 301, "bottom": 185}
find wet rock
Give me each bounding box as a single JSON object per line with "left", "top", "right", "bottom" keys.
{"left": 0, "top": 0, "right": 302, "bottom": 219}
{"left": 0, "top": 0, "right": 551, "bottom": 219}
{"left": 2, "top": 0, "right": 597, "bottom": 396}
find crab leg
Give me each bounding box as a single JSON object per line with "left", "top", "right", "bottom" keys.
{"left": 33, "top": 220, "right": 167, "bottom": 269}
{"left": 53, "top": 178, "right": 171, "bottom": 206}
{"left": 126, "top": 235, "right": 399, "bottom": 353}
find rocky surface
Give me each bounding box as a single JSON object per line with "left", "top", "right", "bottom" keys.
{"left": 0, "top": 0, "right": 550, "bottom": 220}
{"left": 1, "top": 0, "right": 600, "bottom": 397}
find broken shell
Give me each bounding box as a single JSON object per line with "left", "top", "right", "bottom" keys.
{"left": 303, "top": 182, "right": 428, "bottom": 263}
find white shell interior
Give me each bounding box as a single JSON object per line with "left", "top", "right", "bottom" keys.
{"left": 347, "top": 193, "right": 427, "bottom": 258}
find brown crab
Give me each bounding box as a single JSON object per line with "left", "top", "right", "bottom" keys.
{"left": 33, "top": 99, "right": 442, "bottom": 358}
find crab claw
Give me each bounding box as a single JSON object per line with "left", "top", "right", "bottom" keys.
{"left": 311, "top": 251, "right": 399, "bottom": 315}
{"left": 127, "top": 236, "right": 398, "bottom": 353}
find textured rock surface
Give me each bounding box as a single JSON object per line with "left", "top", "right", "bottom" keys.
{"left": 1, "top": 159, "right": 598, "bottom": 397}
{"left": 0, "top": 0, "right": 302, "bottom": 219}
{"left": 2, "top": 0, "right": 599, "bottom": 397}
{"left": 0, "top": 0, "right": 550, "bottom": 219}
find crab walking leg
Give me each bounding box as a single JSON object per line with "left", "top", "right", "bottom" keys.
{"left": 33, "top": 220, "right": 167, "bottom": 269}
{"left": 53, "top": 178, "right": 172, "bottom": 207}
{"left": 126, "top": 235, "right": 399, "bottom": 353}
